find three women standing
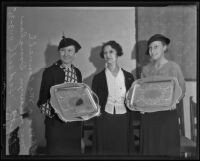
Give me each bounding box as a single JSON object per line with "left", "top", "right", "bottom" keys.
{"left": 38, "top": 34, "right": 185, "bottom": 157}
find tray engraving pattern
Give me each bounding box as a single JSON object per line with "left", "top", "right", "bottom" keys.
{"left": 126, "top": 76, "right": 182, "bottom": 113}
{"left": 55, "top": 88, "right": 95, "bottom": 114}
{"left": 134, "top": 82, "right": 174, "bottom": 107}
{"left": 50, "top": 83, "right": 100, "bottom": 122}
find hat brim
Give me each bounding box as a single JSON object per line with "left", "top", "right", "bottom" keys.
{"left": 147, "top": 37, "right": 170, "bottom": 46}
{"left": 58, "top": 38, "right": 81, "bottom": 51}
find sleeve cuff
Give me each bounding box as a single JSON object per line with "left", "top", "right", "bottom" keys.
{"left": 39, "top": 101, "right": 55, "bottom": 118}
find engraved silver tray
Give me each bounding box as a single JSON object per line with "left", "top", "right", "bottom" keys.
{"left": 126, "top": 76, "right": 182, "bottom": 113}
{"left": 50, "top": 83, "right": 100, "bottom": 122}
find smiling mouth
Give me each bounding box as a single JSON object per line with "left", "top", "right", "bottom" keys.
{"left": 152, "top": 54, "right": 158, "bottom": 57}
{"left": 63, "top": 56, "right": 72, "bottom": 59}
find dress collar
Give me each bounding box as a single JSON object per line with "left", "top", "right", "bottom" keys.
{"left": 54, "top": 60, "right": 75, "bottom": 70}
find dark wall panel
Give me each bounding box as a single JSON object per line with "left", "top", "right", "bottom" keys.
{"left": 136, "top": 6, "right": 197, "bottom": 80}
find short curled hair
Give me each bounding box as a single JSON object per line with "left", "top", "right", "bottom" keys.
{"left": 100, "top": 40, "right": 123, "bottom": 59}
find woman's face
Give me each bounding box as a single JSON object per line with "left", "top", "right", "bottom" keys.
{"left": 148, "top": 41, "right": 166, "bottom": 61}
{"left": 59, "top": 45, "right": 76, "bottom": 65}
{"left": 103, "top": 45, "right": 118, "bottom": 65}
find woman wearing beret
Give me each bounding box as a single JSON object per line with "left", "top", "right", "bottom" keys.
{"left": 37, "top": 36, "right": 83, "bottom": 155}
{"left": 138, "top": 34, "right": 186, "bottom": 156}
{"left": 91, "top": 40, "right": 135, "bottom": 155}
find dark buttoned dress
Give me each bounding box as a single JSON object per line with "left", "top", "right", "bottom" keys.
{"left": 91, "top": 69, "right": 135, "bottom": 155}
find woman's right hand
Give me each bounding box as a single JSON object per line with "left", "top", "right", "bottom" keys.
{"left": 125, "top": 99, "right": 131, "bottom": 108}
{"left": 39, "top": 100, "right": 55, "bottom": 118}
{"left": 125, "top": 99, "right": 138, "bottom": 111}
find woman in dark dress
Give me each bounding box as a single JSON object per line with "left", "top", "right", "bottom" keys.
{"left": 138, "top": 34, "right": 186, "bottom": 157}
{"left": 92, "top": 40, "right": 135, "bottom": 155}
{"left": 37, "top": 36, "right": 83, "bottom": 155}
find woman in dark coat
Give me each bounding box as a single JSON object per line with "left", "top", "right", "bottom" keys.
{"left": 37, "top": 36, "right": 83, "bottom": 155}
{"left": 92, "top": 40, "right": 135, "bottom": 155}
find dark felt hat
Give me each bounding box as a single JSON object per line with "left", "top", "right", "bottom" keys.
{"left": 147, "top": 34, "right": 170, "bottom": 46}
{"left": 58, "top": 36, "right": 81, "bottom": 52}
{"left": 146, "top": 34, "right": 170, "bottom": 55}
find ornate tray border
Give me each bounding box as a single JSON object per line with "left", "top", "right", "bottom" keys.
{"left": 50, "top": 83, "right": 100, "bottom": 122}
{"left": 126, "top": 76, "right": 182, "bottom": 113}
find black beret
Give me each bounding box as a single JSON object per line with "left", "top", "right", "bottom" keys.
{"left": 147, "top": 34, "right": 170, "bottom": 46}
{"left": 58, "top": 36, "right": 81, "bottom": 52}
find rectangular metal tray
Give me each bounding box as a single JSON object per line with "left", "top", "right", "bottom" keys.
{"left": 126, "top": 76, "right": 182, "bottom": 113}
{"left": 50, "top": 83, "right": 99, "bottom": 121}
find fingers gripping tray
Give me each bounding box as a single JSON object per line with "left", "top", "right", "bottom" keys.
{"left": 50, "top": 82, "right": 100, "bottom": 122}
{"left": 126, "top": 76, "right": 182, "bottom": 113}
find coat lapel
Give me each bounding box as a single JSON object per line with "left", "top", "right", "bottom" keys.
{"left": 101, "top": 69, "right": 108, "bottom": 97}
{"left": 122, "top": 68, "right": 133, "bottom": 91}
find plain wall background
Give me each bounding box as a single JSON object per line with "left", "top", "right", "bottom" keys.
{"left": 6, "top": 6, "right": 197, "bottom": 154}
